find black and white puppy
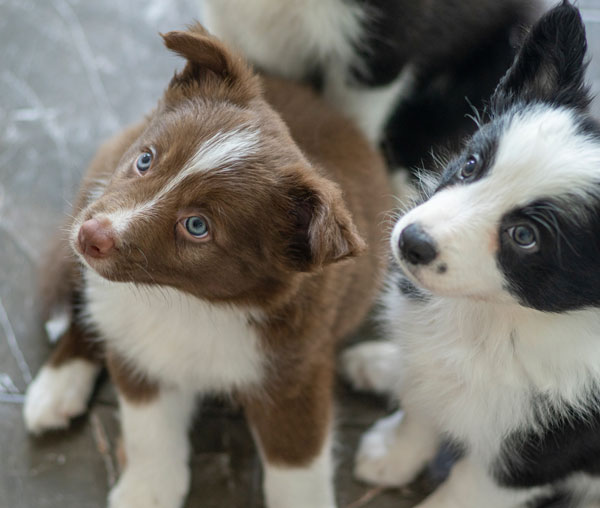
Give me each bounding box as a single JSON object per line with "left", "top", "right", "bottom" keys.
{"left": 203, "top": 0, "right": 541, "bottom": 170}
{"left": 343, "top": 2, "right": 600, "bottom": 507}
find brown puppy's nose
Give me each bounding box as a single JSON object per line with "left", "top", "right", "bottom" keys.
{"left": 78, "top": 218, "right": 115, "bottom": 258}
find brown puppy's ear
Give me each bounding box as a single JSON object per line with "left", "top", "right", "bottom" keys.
{"left": 161, "top": 23, "right": 260, "bottom": 103}
{"left": 286, "top": 173, "right": 366, "bottom": 271}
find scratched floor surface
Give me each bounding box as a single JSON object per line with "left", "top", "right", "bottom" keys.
{"left": 2, "top": 1, "right": 600, "bottom": 507}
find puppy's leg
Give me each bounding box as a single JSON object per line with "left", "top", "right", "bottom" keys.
{"left": 415, "top": 457, "right": 544, "bottom": 508}
{"left": 107, "top": 354, "right": 196, "bottom": 508}
{"left": 24, "top": 234, "right": 103, "bottom": 433}
{"left": 243, "top": 365, "right": 336, "bottom": 508}
{"left": 354, "top": 409, "right": 439, "bottom": 487}
{"left": 24, "top": 319, "right": 103, "bottom": 434}
{"left": 340, "top": 341, "right": 403, "bottom": 394}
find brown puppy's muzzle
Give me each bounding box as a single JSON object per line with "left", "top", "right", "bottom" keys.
{"left": 77, "top": 218, "right": 116, "bottom": 259}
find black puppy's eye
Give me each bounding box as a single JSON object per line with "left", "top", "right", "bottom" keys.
{"left": 136, "top": 151, "right": 153, "bottom": 173}
{"left": 460, "top": 155, "right": 479, "bottom": 180}
{"left": 508, "top": 224, "right": 538, "bottom": 250}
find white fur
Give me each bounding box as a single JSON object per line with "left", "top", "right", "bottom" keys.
{"left": 414, "top": 458, "right": 546, "bottom": 508}
{"left": 346, "top": 105, "right": 600, "bottom": 504}
{"left": 381, "top": 285, "right": 600, "bottom": 465}
{"left": 204, "top": 0, "right": 417, "bottom": 144}
{"left": 108, "top": 388, "right": 196, "bottom": 508}
{"left": 324, "top": 65, "right": 414, "bottom": 142}
{"left": 82, "top": 243, "right": 333, "bottom": 508}
{"left": 203, "top": 0, "right": 363, "bottom": 81}
{"left": 83, "top": 270, "right": 266, "bottom": 392}
{"left": 158, "top": 128, "right": 261, "bottom": 197}
{"left": 204, "top": 0, "right": 410, "bottom": 143}
{"left": 340, "top": 341, "right": 403, "bottom": 394}
{"left": 24, "top": 360, "right": 100, "bottom": 434}
{"left": 86, "top": 176, "right": 110, "bottom": 202}
{"left": 391, "top": 106, "right": 600, "bottom": 299}
{"left": 262, "top": 433, "right": 336, "bottom": 508}
{"left": 482, "top": 107, "right": 600, "bottom": 204}
{"left": 354, "top": 409, "right": 438, "bottom": 487}
{"left": 568, "top": 476, "right": 600, "bottom": 507}
{"left": 86, "top": 209, "right": 264, "bottom": 506}
{"left": 44, "top": 305, "right": 70, "bottom": 344}
{"left": 98, "top": 208, "right": 153, "bottom": 236}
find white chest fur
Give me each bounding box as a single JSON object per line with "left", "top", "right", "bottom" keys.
{"left": 384, "top": 283, "right": 600, "bottom": 463}
{"left": 83, "top": 270, "right": 266, "bottom": 392}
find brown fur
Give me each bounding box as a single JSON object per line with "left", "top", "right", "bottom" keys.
{"left": 41, "top": 122, "right": 147, "bottom": 368}
{"left": 106, "top": 352, "right": 159, "bottom": 404}
{"left": 49, "top": 322, "right": 103, "bottom": 366}
{"left": 39, "top": 26, "right": 391, "bottom": 471}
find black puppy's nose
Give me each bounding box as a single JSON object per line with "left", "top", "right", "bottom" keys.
{"left": 399, "top": 223, "right": 438, "bottom": 265}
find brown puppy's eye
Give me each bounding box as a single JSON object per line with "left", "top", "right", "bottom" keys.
{"left": 180, "top": 216, "right": 210, "bottom": 241}
{"left": 136, "top": 151, "right": 153, "bottom": 174}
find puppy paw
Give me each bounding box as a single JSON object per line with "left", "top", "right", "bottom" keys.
{"left": 354, "top": 411, "right": 421, "bottom": 487}
{"left": 340, "top": 341, "right": 401, "bottom": 394}
{"left": 109, "top": 466, "right": 190, "bottom": 508}
{"left": 24, "top": 361, "right": 100, "bottom": 434}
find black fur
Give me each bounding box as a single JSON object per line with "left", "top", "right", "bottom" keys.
{"left": 395, "top": 271, "right": 429, "bottom": 303}
{"left": 492, "top": 0, "right": 591, "bottom": 115}
{"left": 434, "top": 123, "right": 500, "bottom": 192}
{"left": 498, "top": 199, "right": 600, "bottom": 312}
{"left": 528, "top": 492, "right": 574, "bottom": 508}
{"left": 424, "top": 3, "right": 600, "bottom": 313}
{"left": 383, "top": 17, "right": 519, "bottom": 170}
{"left": 350, "top": 0, "right": 407, "bottom": 87}
{"left": 489, "top": 3, "right": 600, "bottom": 313}
{"left": 578, "top": 115, "right": 600, "bottom": 140}
{"left": 446, "top": 2, "right": 600, "bottom": 498}
{"left": 348, "top": 0, "right": 538, "bottom": 171}
{"left": 494, "top": 396, "right": 600, "bottom": 488}
{"left": 395, "top": 2, "right": 600, "bottom": 504}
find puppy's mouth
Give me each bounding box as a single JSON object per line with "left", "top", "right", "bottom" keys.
{"left": 396, "top": 255, "right": 427, "bottom": 287}
{"left": 394, "top": 251, "right": 457, "bottom": 297}
{"left": 71, "top": 240, "right": 118, "bottom": 280}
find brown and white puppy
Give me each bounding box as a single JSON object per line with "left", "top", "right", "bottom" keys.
{"left": 22, "top": 25, "right": 390, "bottom": 508}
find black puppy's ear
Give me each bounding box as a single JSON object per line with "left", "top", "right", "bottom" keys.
{"left": 492, "top": 1, "right": 590, "bottom": 112}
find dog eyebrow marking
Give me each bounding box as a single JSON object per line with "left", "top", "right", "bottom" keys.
{"left": 92, "top": 128, "right": 261, "bottom": 235}
{"left": 157, "top": 127, "right": 261, "bottom": 199}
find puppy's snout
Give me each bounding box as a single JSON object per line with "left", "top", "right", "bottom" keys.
{"left": 399, "top": 223, "right": 438, "bottom": 265}
{"left": 78, "top": 218, "right": 115, "bottom": 258}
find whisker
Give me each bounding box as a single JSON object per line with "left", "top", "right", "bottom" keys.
{"left": 134, "top": 246, "right": 150, "bottom": 269}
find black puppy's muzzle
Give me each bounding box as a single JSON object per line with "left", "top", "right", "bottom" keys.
{"left": 399, "top": 223, "right": 438, "bottom": 265}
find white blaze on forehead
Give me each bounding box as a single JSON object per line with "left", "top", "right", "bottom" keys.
{"left": 85, "top": 128, "right": 261, "bottom": 236}
{"left": 479, "top": 106, "right": 600, "bottom": 209}
{"left": 156, "top": 127, "right": 261, "bottom": 200}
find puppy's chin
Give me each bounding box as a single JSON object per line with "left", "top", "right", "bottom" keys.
{"left": 77, "top": 255, "right": 121, "bottom": 282}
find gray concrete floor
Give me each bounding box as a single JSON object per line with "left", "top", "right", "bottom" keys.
{"left": 2, "top": 1, "right": 600, "bottom": 507}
